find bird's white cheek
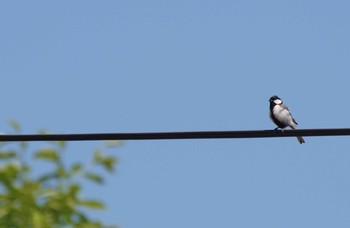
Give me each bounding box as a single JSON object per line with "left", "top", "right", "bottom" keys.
{"left": 274, "top": 99, "right": 282, "bottom": 105}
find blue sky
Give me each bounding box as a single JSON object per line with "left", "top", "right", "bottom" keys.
{"left": 1, "top": 1, "right": 350, "bottom": 227}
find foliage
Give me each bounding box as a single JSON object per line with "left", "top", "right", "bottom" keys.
{"left": 0, "top": 120, "right": 119, "bottom": 228}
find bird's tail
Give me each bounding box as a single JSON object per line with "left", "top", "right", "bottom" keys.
{"left": 290, "top": 126, "right": 305, "bottom": 144}
{"left": 296, "top": 136, "right": 305, "bottom": 144}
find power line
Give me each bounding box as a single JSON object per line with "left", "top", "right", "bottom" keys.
{"left": 0, "top": 128, "right": 349, "bottom": 142}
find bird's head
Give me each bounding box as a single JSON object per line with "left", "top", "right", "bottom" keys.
{"left": 269, "top": 95, "right": 283, "bottom": 105}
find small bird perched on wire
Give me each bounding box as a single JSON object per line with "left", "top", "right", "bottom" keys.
{"left": 269, "top": 95, "right": 305, "bottom": 144}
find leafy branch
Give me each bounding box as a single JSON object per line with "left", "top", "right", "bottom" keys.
{"left": 0, "top": 120, "right": 120, "bottom": 227}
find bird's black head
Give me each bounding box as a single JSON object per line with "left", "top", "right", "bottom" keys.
{"left": 269, "top": 95, "right": 283, "bottom": 107}
{"left": 269, "top": 95, "right": 280, "bottom": 103}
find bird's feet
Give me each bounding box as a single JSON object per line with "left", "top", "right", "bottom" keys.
{"left": 273, "top": 127, "right": 285, "bottom": 133}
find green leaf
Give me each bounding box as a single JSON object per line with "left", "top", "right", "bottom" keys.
{"left": 38, "top": 188, "right": 59, "bottom": 198}
{"left": 50, "top": 141, "right": 66, "bottom": 150}
{"left": 56, "top": 167, "right": 68, "bottom": 178}
{"left": 68, "top": 184, "right": 81, "bottom": 196}
{"left": 104, "top": 140, "right": 123, "bottom": 148}
{"left": 34, "top": 148, "right": 60, "bottom": 162}
{"left": 37, "top": 172, "right": 58, "bottom": 183}
{"left": 103, "top": 157, "right": 116, "bottom": 172}
{"left": 0, "top": 163, "right": 21, "bottom": 182}
{"left": 0, "top": 150, "right": 17, "bottom": 159}
{"left": 31, "top": 210, "right": 49, "bottom": 228}
{"left": 21, "top": 164, "right": 30, "bottom": 173}
{"left": 78, "top": 200, "right": 105, "bottom": 210}
{"left": 94, "top": 151, "right": 117, "bottom": 173}
{"left": 38, "top": 130, "right": 51, "bottom": 134}
{"left": 56, "top": 141, "right": 66, "bottom": 149}
{"left": 8, "top": 119, "right": 21, "bottom": 132}
{"left": 70, "top": 163, "right": 82, "bottom": 174}
{"left": 85, "top": 172, "right": 104, "bottom": 184}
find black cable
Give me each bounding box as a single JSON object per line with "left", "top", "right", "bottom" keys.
{"left": 0, "top": 128, "right": 349, "bottom": 142}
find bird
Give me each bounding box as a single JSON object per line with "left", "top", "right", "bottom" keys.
{"left": 269, "top": 95, "right": 305, "bottom": 144}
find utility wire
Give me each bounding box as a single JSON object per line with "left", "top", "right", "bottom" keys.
{"left": 0, "top": 128, "right": 349, "bottom": 142}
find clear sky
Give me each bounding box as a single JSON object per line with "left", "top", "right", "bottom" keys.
{"left": 1, "top": 1, "right": 350, "bottom": 227}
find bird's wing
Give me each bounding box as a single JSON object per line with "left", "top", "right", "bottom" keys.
{"left": 292, "top": 117, "right": 298, "bottom": 125}
{"left": 281, "top": 103, "right": 299, "bottom": 125}
{"left": 280, "top": 103, "right": 290, "bottom": 111}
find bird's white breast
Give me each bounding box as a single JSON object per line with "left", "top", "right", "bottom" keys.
{"left": 272, "top": 105, "right": 293, "bottom": 126}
